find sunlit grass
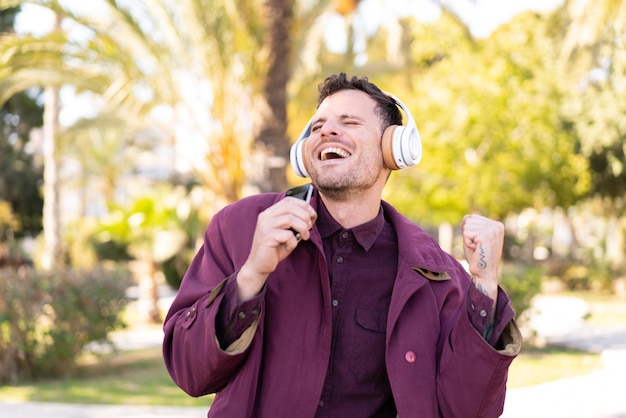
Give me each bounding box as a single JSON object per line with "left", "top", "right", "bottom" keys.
{"left": 578, "top": 293, "right": 626, "bottom": 326}
{"left": 508, "top": 290, "right": 625, "bottom": 389}
{"left": 507, "top": 344, "right": 602, "bottom": 388}
{"left": 0, "top": 348, "right": 212, "bottom": 407}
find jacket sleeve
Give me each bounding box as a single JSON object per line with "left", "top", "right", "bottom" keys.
{"left": 216, "top": 277, "right": 264, "bottom": 349}
{"left": 466, "top": 285, "right": 517, "bottom": 347}
{"left": 437, "top": 267, "right": 522, "bottom": 418}
{"left": 162, "top": 203, "right": 264, "bottom": 397}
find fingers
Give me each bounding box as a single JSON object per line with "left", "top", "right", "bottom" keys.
{"left": 281, "top": 197, "right": 317, "bottom": 241}
{"left": 461, "top": 215, "right": 504, "bottom": 246}
{"left": 258, "top": 197, "right": 317, "bottom": 243}
{"left": 244, "top": 199, "right": 315, "bottom": 277}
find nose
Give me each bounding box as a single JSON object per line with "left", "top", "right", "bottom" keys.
{"left": 319, "top": 120, "right": 339, "bottom": 137}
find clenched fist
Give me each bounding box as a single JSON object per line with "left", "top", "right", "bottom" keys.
{"left": 461, "top": 214, "right": 504, "bottom": 301}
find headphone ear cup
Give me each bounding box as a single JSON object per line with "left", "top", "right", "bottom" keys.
{"left": 290, "top": 119, "right": 313, "bottom": 177}
{"left": 290, "top": 138, "right": 309, "bottom": 177}
{"left": 382, "top": 125, "right": 401, "bottom": 170}
{"left": 383, "top": 92, "right": 422, "bottom": 170}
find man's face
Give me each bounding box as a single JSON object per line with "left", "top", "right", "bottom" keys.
{"left": 303, "top": 89, "right": 389, "bottom": 199}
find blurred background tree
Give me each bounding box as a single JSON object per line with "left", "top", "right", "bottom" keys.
{"left": 0, "top": 6, "right": 43, "bottom": 267}
{"left": 1, "top": 0, "right": 626, "bottom": 378}
{"left": 558, "top": 0, "right": 626, "bottom": 276}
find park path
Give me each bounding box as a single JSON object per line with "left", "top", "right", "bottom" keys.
{"left": 501, "top": 294, "right": 626, "bottom": 418}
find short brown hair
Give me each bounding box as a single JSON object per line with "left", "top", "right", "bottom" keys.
{"left": 317, "top": 73, "right": 403, "bottom": 131}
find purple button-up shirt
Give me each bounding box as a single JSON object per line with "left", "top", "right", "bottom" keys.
{"left": 315, "top": 201, "right": 396, "bottom": 417}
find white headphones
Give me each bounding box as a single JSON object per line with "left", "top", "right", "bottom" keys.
{"left": 289, "top": 92, "right": 422, "bottom": 178}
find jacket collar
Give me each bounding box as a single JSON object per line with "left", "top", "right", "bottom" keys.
{"left": 316, "top": 197, "right": 385, "bottom": 252}
{"left": 380, "top": 200, "right": 455, "bottom": 278}
{"left": 304, "top": 190, "right": 455, "bottom": 279}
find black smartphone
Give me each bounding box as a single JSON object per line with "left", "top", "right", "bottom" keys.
{"left": 285, "top": 184, "right": 314, "bottom": 239}
{"left": 285, "top": 183, "right": 314, "bottom": 203}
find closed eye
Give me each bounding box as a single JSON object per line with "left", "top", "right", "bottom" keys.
{"left": 340, "top": 115, "right": 363, "bottom": 126}
{"left": 310, "top": 115, "right": 363, "bottom": 133}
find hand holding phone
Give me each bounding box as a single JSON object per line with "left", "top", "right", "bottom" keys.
{"left": 237, "top": 184, "right": 316, "bottom": 301}
{"left": 285, "top": 184, "right": 314, "bottom": 240}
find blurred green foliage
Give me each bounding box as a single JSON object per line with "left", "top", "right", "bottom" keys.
{"left": 92, "top": 184, "right": 203, "bottom": 289}
{"left": 0, "top": 90, "right": 44, "bottom": 241}
{"left": 0, "top": 265, "right": 132, "bottom": 383}
{"left": 500, "top": 262, "right": 543, "bottom": 320}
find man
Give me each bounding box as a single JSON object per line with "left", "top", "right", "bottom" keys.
{"left": 163, "top": 73, "right": 522, "bottom": 417}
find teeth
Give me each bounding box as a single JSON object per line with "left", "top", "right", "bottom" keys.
{"left": 321, "top": 147, "right": 350, "bottom": 161}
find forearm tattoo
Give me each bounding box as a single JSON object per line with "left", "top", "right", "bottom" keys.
{"left": 474, "top": 280, "right": 487, "bottom": 296}
{"left": 478, "top": 243, "right": 487, "bottom": 269}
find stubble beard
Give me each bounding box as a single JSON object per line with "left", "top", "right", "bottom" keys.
{"left": 312, "top": 152, "right": 385, "bottom": 202}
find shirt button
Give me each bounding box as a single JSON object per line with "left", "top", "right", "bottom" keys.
{"left": 238, "top": 311, "right": 247, "bottom": 319}
{"left": 185, "top": 306, "right": 196, "bottom": 320}
{"left": 336, "top": 256, "right": 344, "bottom": 264}
{"left": 341, "top": 231, "right": 349, "bottom": 238}
{"left": 479, "top": 309, "right": 488, "bottom": 318}
{"left": 318, "top": 400, "right": 324, "bottom": 407}
{"left": 405, "top": 351, "right": 416, "bottom": 363}
{"left": 332, "top": 299, "right": 339, "bottom": 307}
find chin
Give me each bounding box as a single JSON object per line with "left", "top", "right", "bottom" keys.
{"left": 315, "top": 175, "right": 357, "bottom": 198}
{"left": 317, "top": 185, "right": 351, "bottom": 201}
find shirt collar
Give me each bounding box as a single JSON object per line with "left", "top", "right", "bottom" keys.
{"left": 316, "top": 198, "right": 385, "bottom": 252}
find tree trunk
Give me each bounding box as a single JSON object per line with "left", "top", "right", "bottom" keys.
{"left": 41, "top": 85, "right": 63, "bottom": 272}
{"left": 438, "top": 222, "right": 453, "bottom": 254}
{"left": 606, "top": 214, "right": 624, "bottom": 268}
{"left": 130, "top": 259, "right": 162, "bottom": 324}
{"left": 41, "top": 14, "right": 64, "bottom": 272}
{"left": 251, "top": 0, "right": 294, "bottom": 193}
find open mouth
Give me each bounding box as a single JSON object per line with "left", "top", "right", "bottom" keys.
{"left": 320, "top": 147, "right": 351, "bottom": 161}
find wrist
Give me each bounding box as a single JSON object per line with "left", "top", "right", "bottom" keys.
{"left": 471, "top": 275, "right": 498, "bottom": 302}
{"left": 237, "top": 264, "right": 267, "bottom": 303}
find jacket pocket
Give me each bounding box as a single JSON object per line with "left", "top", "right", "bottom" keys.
{"left": 350, "top": 307, "right": 387, "bottom": 382}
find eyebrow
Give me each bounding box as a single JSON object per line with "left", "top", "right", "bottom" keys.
{"left": 312, "top": 114, "right": 364, "bottom": 126}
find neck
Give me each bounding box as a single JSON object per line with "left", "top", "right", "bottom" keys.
{"left": 318, "top": 189, "right": 382, "bottom": 229}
